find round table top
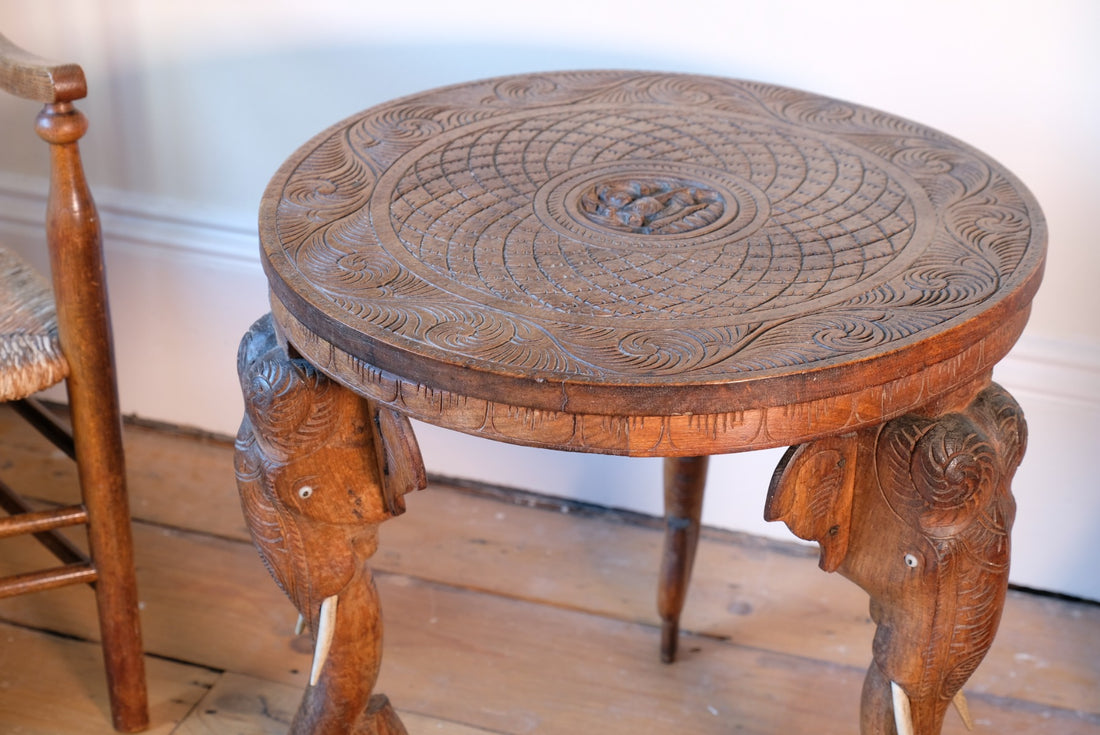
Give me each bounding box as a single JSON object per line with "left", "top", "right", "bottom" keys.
{"left": 260, "top": 71, "right": 1045, "bottom": 455}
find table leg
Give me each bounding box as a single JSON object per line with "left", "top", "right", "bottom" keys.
{"left": 765, "top": 383, "right": 1025, "bottom": 734}
{"left": 233, "top": 315, "right": 426, "bottom": 734}
{"left": 658, "top": 455, "right": 708, "bottom": 663}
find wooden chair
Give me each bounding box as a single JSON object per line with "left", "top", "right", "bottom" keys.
{"left": 0, "top": 33, "right": 148, "bottom": 732}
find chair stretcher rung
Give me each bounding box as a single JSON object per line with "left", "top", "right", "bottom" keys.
{"left": 0, "top": 503, "right": 87, "bottom": 538}
{"left": 0, "top": 562, "right": 97, "bottom": 598}
{"left": 0, "top": 479, "right": 90, "bottom": 566}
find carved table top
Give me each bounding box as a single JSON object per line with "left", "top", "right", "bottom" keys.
{"left": 260, "top": 71, "right": 1045, "bottom": 456}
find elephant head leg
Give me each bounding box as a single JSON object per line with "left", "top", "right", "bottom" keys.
{"left": 234, "top": 314, "right": 426, "bottom": 735}
{"left": 767, "top": 384, "right": 1025, "bottom": 734}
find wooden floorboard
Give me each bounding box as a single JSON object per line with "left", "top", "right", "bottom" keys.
{"left": 176, "top": 673, "right": 500, "bottom": 735}
{"left": 0, "top": 407, "right": 1097, "bottom": 733}
{"left": 0, "top": 619, "right": 218, "bottom": 734}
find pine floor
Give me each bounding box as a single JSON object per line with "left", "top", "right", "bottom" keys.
{"left": 0, "top": 406, "right": 1097, "bottom": 734}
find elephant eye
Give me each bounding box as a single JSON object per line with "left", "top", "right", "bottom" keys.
{"left": 293, "top": 476, "right": 322, "bottom": 500}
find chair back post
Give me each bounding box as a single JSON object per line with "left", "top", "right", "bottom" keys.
{"left": 33, "top": 99, "right": 149, "bottom": 733}
{"left": 0, "top": 29, "right": 150, "bottom": 730}
{"left": 35, "top": 101, "right": 123, "bottom": 470}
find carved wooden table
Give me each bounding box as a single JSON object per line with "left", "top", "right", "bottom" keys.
{"left": 235, "top": 71, "right": 1045, "bottom": 735}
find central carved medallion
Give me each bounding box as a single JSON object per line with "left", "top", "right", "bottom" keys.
{"left": 533, "top": 159, "right": 766, "bottom": 251}
{"left": 577, "top": 177, "right": 725, "bottom": 235}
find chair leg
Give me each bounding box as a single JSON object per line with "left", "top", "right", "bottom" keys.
{"left": 657, "top": 455, "right": 708, "bottom": 663}
{"left": 85, "top": 485, "right": 149, "bottom": 732}
{"left": 70, "top": 402, "right": 149, "bottom": 732}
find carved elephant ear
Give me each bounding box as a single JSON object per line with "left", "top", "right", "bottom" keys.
{"left": 970, "top": 383, "right": 1028, "bottom": 474}
{"left": 875, "top": 412, "right": 998, "bottom": 540}
{"left": 765, "top": 435, "right": 858, "bottom": 572}
{"left": 371, "top": 406, "right": 428, "bottom": 516}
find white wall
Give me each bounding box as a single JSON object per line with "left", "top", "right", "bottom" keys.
{"left": 1, "top": 0, "right": 1097, "bottom": 600}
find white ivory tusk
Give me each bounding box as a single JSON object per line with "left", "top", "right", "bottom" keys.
{"left": 953, "top": 690, "right": 974, "bottom": 731}
{"left": 891, "top": 681, "right": 915, "bottom": 735}
{"left": 309, "top": 595, "right": 338, "bottom": 686}
{"left": 294, "top": 613, "right": 306, "bottom": 637}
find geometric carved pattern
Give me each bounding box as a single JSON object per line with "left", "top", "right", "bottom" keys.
{"left": 262, "top": 71, "right": 1045, "bottom": 425}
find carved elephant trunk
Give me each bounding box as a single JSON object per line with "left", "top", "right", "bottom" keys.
{"left": 767, "top": 383, "right": 1026, "bottom": 734}
{"left": 234, "top": 314, "right": 425, "bottom": 734}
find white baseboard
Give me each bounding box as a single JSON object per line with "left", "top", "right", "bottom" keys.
{"left": 1, "top": 177, "right": 1097, "bottom": 600}
{"left": 0, "top": 172, "right": 258, "bottom": 264}
{"left": 995, "top": 333, "right": 1100, "bottom": 406}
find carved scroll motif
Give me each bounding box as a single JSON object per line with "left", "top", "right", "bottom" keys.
{"left": 766, "top": 383, "right": 1025, "bottom": 734}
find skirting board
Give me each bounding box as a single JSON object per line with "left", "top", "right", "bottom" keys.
{"left": 2, "top": 177, "right": 1098, "bottom": 601}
